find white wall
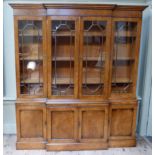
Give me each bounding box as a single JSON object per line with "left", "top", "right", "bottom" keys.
{"left": 3, "top": 1, "right": 16, "bottom": 134}
{"left": 3, "top": 1, "right": 16, "bottom": 100}
{"left": 3, "top": 0, "right": 152, "bottom": 135}
{"left": 137, "top": 2, "right": 152, "bottom": 136}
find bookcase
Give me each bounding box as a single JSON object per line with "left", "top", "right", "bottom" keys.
{"left": 10, "top": 3, "right": 147, "bottom": 150}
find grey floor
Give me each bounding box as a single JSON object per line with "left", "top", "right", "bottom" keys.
{"left": 3, "top": 135, "right": 152, "bottom": 155}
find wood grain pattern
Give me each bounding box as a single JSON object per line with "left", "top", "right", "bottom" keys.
{"left": 79, "top": 106, "right": 108, "bottom": 143}
{"left": 51, "top": 111, "right": 74, "bottom": 139}
{"left": 20, "top": 110, "right": 43, "bottom": 138}
{"left": 81, "top": 110, "right": 105, "bottom": 139}
{"left": 47, "top": 107, "right": 78, "bottom": 143}
{"left": 110, "top": 109, "right": 133, "bottom": 136}
{"left": 16, "top": 104, "right": 46, "bottom": 149}
{"left": 109, "top": 102, "right": 137, "bottom": 139}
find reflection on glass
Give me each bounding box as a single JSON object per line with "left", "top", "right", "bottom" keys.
{"left": 27, "top": 61, "right": 36, "bottom": 70}
{"left": 18, "top": 20, "right": 43, "bottom": 95}
{"left": 51, "top": 20, "right": 75, "bottom": 96}
{"left": 112, "top": 21, "right": 137, "bottom": 93}
{"left": 82, "top": 21, "right": 106, "bottom": 96}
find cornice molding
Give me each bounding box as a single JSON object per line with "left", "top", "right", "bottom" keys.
{"left": 9, "top": 3, "right": 147, "bottom": 11}
{"left": 9, "top": 4, "right": 45, "bottom": 9}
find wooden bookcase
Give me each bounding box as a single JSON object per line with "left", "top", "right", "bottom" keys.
{"left": 10, "top": 3, "right": 147, "bottom": 150}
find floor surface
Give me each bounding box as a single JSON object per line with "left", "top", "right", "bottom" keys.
{"left": 3, "top": 135, "right": 152, "bottom": 155}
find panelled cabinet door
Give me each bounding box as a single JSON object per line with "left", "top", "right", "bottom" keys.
{"left": 47, "top": 107, "right": 78, "bottom": 143}
{"left": 16, "top": 104, "right": 46, "bottom": 142}
{"left": 79, "top": 17, "right": 111, "bottom": 99}
{"left": 109, "top": 103, "right": 137, "bottom": 147}
{"left": 110, "top": 18, "right": 142, "bottom": 98}
{"left": 79, "top": 106, "right": 108, "bottom": 142}
{"left": 47, "top": 16, "right": 79, "bottom": 98}
{"left": 15, "top": 17, "right": 47, "bottom": 98}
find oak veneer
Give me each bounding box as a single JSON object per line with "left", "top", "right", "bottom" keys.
{"left": 10, "top": 3, "right": 147, "bottom": 151}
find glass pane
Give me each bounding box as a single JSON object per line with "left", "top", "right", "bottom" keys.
{"left": 18, "top": 20, "right": 43, "bottom": 95}
{"left": 112, "top": 21, "right": 137, "bottom": 93}
{"left": 51, "top": 20, "right": 75, "bottom": 96}
{"left": 82, "top": 21, "right": 106, "bottom": 96}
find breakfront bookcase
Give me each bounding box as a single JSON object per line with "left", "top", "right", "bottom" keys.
{"left": 10, "top": 3, "right": 147, "bottom": 150}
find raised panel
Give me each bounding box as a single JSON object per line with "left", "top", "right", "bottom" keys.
{"left": 20, "top": 110, "right": 43, "bottom": 138}
{"left": 110, "top": 109, "right": 133, "bottom": 136}
{"left": 82, "top": 110, "right": 105, "bottom": 138}
{"left": 79, "top": 106, "right": 108, "bottom": 142}
{"left": 16, "top": 104, "right": 46, "bottom": 142}
{"left": 109, "top": 103, "right": 137, "bottom": 139}
{"left": 51, "top": 111, "right": 74, "bottom": 139}
{"left": 47, "top": 107, "right": 78, "bottom": 142}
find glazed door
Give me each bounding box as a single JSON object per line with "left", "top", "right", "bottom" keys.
{"left": 15, "top": 17, "right": 47, "bottom": 98}
{"left": 79, "top": 17, "right": 111, "bottom": 99}
{"left": 47, "top": 16, "right": 79, "bottom": 98}
{"left": 110, "top": 18, "right": 142, "bottom": 98}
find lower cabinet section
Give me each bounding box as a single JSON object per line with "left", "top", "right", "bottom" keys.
{"left": 16, "top": 100, "right": 138, "bottom": 150}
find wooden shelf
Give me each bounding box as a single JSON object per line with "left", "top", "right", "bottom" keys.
{"left": 51, "top": 57, "right": 134, "bottom": 62}
{"left": 112, "top": 78, "right": 132, "bottom": 83}
{"left": 115, "top": 31, "right": 136, "bottom": 37}
{"left": 52, "top": 57, "right": 74, "bottom": 61}
{"left": 52, "top": 57, "right": 104, "bottom": 61}
{"left": 52, "top": 78, "right": 73, "bottom": 84}
{"left": 113, "top": 57, "right": 135, "bottom": 61}
{"left": 52, "top": 78, "right": 103, "bottom": 84}
{"left": 83, "top": 78, "right": 103, "bottom": 84}
{"left": 20, "top": 56, "right": 43, "bottom": 61}
{"left": 17, "top": 29, "right": 135, "bottom": 38}
{"left": 51, "top": 78, "right": 132, "bottom": 84}
{"left": 52, "top": 31, "right": 75, "bottom": 36}
{"left": 84, "top": 31, "right": 106, "bottom": 37}
{"left": 83, "top": 57, "right": 104, "bottom": 61}
{"left": 19, "top": 29, "right": 42, "bottom": 36}
{"left": 52, "top": 31, "right": 105, "bottom": 37}
{"left": 84, "top": 57, "right": 134, "bottom": 61}
{"left": 21, "top": 78, "right": 43, "bottom": 83}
